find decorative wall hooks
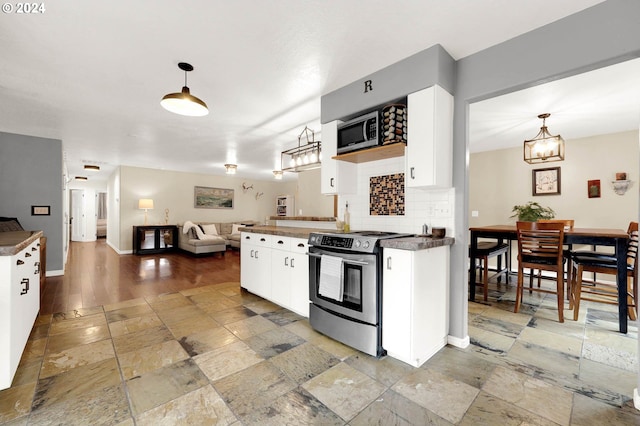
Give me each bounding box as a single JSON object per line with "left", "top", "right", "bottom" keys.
{"left": 255, "top": 192, "right": 264, "bottom": 200}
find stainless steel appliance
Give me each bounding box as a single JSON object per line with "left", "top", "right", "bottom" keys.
{"left": 307, "top": 230, "right": 412, "bottom": 357}
{"left": 337, "top": 110, "right": 380, "bottom": 154}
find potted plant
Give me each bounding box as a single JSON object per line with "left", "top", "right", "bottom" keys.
{"left": 510, "top": 201, "right": 555, "bottom": 222}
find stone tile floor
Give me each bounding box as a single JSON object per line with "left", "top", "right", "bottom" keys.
{"left": 1, "top": 279, "right": 640, "bottom": 425}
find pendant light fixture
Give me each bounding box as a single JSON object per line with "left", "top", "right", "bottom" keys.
{"left": 161, "top": 62, "right": 209, "bottom": 117}
{"left": 281, "top": 126, "right": 322, "bottom": 173}
{"left": 523, "top": 113, "right": 565, "bottom": 164}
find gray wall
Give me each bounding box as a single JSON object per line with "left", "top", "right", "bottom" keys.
{"left": 0, "top": 131, "right": 63, "bottom": 272}
{"left": 451, "top": 0, "right": 640, "bottom": 340}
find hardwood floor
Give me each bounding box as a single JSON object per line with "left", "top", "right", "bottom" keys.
{"left": 40, "top": 239, "right": 241, "bottom": 315}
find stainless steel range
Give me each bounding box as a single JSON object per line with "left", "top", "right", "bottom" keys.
{"left": 307, "top": 230, "right": 412, "bottom": 357}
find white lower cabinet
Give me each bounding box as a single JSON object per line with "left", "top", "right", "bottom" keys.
{"left": 1, "top": 238, "right": 41, "bottom": 390}
{"left": 242, "top": 233, "right": 309, "bottom": 317}
{"left": 240, "top": 232, "right": 272, "bottom": 299}
{"left": 382, "top": 246, "right": 449, "bottom": 367}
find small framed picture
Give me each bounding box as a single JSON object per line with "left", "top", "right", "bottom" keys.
{"left": 588, "top": 179, "right": 601, "bottom": 198}
{"left": 31, "top": 205, "right": 50, "bottom": 216}
{"left": 532, "top": 167, "right": 561, "bottom": 196}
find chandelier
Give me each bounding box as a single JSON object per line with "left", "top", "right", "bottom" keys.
{"left": 281, "top": 126, "right": 322, "bottom": 172}
{"left": 523, "top": 113, "right": 565, "bottom": 164}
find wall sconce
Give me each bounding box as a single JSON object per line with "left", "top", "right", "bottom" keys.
{"left": 225, "top": 164, "right": 237, "bottom": 174}
{"left": 281, "top": 126, "right": 322, "bottom": 172}
{"left": 523, "top": 113, "right": 565, "bottom": 164}
{"left": 138, "top": 198, "right": 154, "bottom": 225}
{"left": 273, "top": 170, "right": 283, "bottom": 180}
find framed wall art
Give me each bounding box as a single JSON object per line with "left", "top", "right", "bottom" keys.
{"left": 532, "top": 167, "right": 561, "bottom": 196}
{"left": 194, "top": 186, "right": 234, "bottom": 209}
{"left": 31, "top": 205, "right": 50, "bottom": 216}
{"left": 588, "top": 179, "right": 601, "bottom": 198}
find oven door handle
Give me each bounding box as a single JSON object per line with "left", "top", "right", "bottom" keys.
{"left": 305, "top": 252, "right": 370, "bottom": 266}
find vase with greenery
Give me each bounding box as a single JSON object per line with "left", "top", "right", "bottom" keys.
{"left": 510, "top": 201, "right": 555, "bottom": 222}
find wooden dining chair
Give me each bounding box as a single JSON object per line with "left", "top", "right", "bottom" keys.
{"left": 569, "top": 222, "right": 638, "bottom": 322}
{"left": 469, "top": 241, "right": 509, "bottom": 301}
{"left": 514, "top": 221, "right": 566, "bottom": 322}
{"left": 536, "top": 219, "right": 575, "bottom": 295}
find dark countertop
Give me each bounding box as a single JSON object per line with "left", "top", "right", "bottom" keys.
{"left": 239, "top": 225, "right": 342, "bottom": 239}
{"left": 380, "top": 235, "right": 455, "bottom": 251}
{"left": 269, "top": 216, "right": 336, "bottom": 222}
{"left": 0, "top": 230, "right": 44, "bottom": 256}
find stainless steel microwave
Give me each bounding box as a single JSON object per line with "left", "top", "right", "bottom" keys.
{"left": 337, "top": 110, "right": 379, "bottom": 154}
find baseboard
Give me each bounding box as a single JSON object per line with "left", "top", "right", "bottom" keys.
{"left": 634, "top": 388, "right": 640, "bottom": 410}
{"left": 447, "top": 334, "right": 470, "bottom": 349}
{"left": 45, "top": 270, "right": 64, "bottom": 277}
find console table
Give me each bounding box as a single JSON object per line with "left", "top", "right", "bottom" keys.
{"left": 133, "top": 225, "right": 178, "bottom": 255}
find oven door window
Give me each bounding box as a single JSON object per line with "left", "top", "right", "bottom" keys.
{"left": 318, "top": 263, "right": 363, "bottom": 312}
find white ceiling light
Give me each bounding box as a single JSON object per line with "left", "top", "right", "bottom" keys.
{"left": 161, "top": 62, "right": 208, "bottom": 117}
{"left": 523, "top": 113, "right": 565, "bottom": 164}
{"left": 224, "top": 163, "right": 237, "bottom": 174}
{"left": 273, "top": 170, "right": 283, "bottom": 180}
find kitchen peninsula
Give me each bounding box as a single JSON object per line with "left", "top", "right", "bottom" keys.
{"left": 0, "top": 230, "right": 42, "bottom": 390}
{"left": 240, "top": 222, "right": 454, "bottom": 367}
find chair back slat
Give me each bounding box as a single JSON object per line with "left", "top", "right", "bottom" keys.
{"left": 517, "top": 222, "right": 565, "bottom": 263}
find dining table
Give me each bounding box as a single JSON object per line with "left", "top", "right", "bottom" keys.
{"left": 469, "top": 225, "right": 630, "bottom": 333}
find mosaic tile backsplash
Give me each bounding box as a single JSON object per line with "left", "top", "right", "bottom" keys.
{"left": 370, "top": 173, "right": 405, "bottom": 216}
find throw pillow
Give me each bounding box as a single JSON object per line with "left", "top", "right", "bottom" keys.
{"left": 231, "top": 223, "right": 242, "bottom": 235}
{"left": 202, "top": 224, "right": 218, "bottom": 235}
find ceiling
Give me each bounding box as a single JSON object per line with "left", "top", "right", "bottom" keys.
{"left": 0, "top": 0, "right": 613, "bottom": 183}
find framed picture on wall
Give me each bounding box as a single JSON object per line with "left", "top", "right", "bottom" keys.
{"left": 194, "top": 186, "right": 234, "bottom": 209}
{"left": 532, "top": 167, "right": 561, "bottom": 196}
{"left": 588, "top": 179, "right": 601, "bottom": 198}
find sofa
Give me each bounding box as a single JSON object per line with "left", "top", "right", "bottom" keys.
{"left": 177, "top": 220, "right": 260, "bottom": 255}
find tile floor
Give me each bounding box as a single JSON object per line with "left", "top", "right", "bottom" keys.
{"left": 1, "top": 278, "right": 640, "bottom": 425}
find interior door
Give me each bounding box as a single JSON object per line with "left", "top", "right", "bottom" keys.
{"left": 70, "top": 189, "right": 85, "bottom": 241}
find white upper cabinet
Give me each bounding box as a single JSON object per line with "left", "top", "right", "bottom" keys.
{"left": 321, "top": 121, "right": 357, "bottom": 195}
{"left": 405, "top": 85, "right": 453, "bottom": 188}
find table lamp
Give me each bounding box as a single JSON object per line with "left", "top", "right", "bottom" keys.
{"left": 138, "top": 199, "right": 154, "bottom": 225}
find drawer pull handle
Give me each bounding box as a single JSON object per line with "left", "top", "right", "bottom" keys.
{"left": 32, "top": 246, "right": 38, "bottom": 251}
{"left": 260, "top": 238, "right": 266, "bottom": 242}
{"left": 277, "top": 240, "right": 284, "bottom": 244}
{"left": 290, "top": 258, "right": 295, "bottom": 268}
{"left": 20, "top": 278, "right": 29, "bottom": 295}
{"left": 297, "top": 243, "right": 304, "bottom": 248}
{"left": 410, "top": 167, "right": 415, "bottom": 179}
{"left": 17, "top": 259, "right": 24, "bottom": 265}
{"left": 284, "top": 256, "right": 289, "bottom": 266}
{"left": 25, "top": 252, "right": 32, "bottom": 257}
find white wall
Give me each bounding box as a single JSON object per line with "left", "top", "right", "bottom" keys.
{"left": 469, "top": 130, "right": 639, "bottom": 230}
{"left": 339, "top": 156, "right": 455, "bottom": 236}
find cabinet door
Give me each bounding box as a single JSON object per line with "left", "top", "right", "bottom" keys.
{"left": 271, "top": 248, "right": 291, "bottom": 308}
{"left": 289, "top": 239, "right": 309, "bottom": 317}
{"left": 321, "top": 121, "right": 357, "bottom": 195}
{"left": 240, "top": 239, "right": 257, "bottom": 293}
{"left": 406, "top": 85, "right": 453, "bottom": 188}
{"left": 382, "top": 248, "right": 413, "bottom": 363}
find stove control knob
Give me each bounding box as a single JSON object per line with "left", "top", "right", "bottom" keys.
{"left": 363, "top": 241, "right": 370, "bottom": 249}
{"left": 354, "top": 240, "right": 362, "bottom": 248}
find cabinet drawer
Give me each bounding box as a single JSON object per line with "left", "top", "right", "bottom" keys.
{"left": 271, "top": 236, "right": 291, "bottom": 251}
{"left": 241, "top": 232, "right": 272, "bottom": 247}
{"left": 290, "top": 238, "right": 308, "bottom": 254}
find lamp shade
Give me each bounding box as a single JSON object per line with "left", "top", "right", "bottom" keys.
{"left": 161, "top": 86, "right": 208, "bottom": 117}
{"left": 160, "top": 62, "right": 208, "bottom": 117}
{"left": 138, "top": 199, "right": 154, "bottom": 210}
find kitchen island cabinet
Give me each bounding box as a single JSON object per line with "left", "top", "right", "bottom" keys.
{"left": 1, "top": 231, "right": 42, "bottom": 390}
{"left": 382, "top": 245, "right": 449, "bottom": 367}
{"left": 240, "top": 232, "right": 272, "bottom": 299}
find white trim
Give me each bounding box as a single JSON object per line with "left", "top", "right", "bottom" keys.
{"left": 447, "top": 334, "right": 470, "bottom": 348}
{"left": 45, "top": 270, "right": 64, "bottom": 277}
{"left": 634, "top": 389, "right": 640, "bottom": 410}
